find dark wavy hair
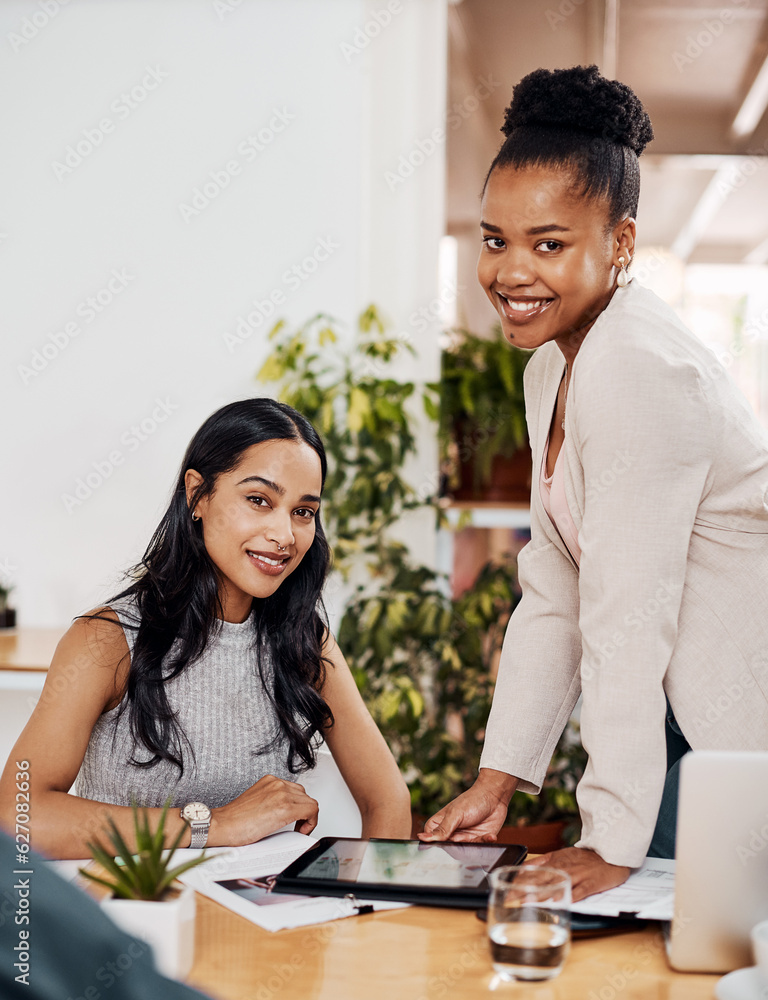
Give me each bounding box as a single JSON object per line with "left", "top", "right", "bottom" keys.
{"left": 485, "top": 65, "right": 654, "bottom": 227}
{"left": 89, "top": 398, "right": 333, "bottom": 777}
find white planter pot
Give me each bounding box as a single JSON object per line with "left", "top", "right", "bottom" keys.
{"left": 101, "top": 881, "right": 196, "bottom": 980}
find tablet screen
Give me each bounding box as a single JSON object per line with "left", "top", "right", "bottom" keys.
{"left": 292, "top": 838, "right": 515, "bottom": 890}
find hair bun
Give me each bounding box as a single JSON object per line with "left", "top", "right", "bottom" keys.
{"left": 502, "top": 65, "right": 653, "bottom": 156}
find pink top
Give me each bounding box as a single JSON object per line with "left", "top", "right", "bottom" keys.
{"left": 540, "top": 437, "right": 582, "bottom": 567}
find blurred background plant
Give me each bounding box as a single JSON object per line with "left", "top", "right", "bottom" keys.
{"left": 257, "top": 306, "right": 585, "bottom": 841}
{"left": 439, "top": 325, "right": 533, "bottom": 503}
{"left": 256, "top": 307, "right": 435, "bottom": 576}
{"left": 0, "top": 583, "right": 16, "bottom": 629}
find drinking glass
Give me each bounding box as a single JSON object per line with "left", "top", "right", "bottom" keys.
{"left": 487, "top": 865, "right": 571, "bottom": 982}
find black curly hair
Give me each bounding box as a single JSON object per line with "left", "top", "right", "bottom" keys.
{"left": 484, "top": 65, "right": 654, "bottom": 228}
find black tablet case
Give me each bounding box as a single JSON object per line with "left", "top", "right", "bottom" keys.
{"left": 275, "top": 837, "right": 528, "bottom": 909}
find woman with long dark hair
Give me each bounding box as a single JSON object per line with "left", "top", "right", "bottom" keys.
{"left": 1, "top": 399, "right": 411, "bottom": 858}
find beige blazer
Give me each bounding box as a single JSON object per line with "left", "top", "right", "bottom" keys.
{"left": 480, "top": 279, "right": 768, "bottom": 867}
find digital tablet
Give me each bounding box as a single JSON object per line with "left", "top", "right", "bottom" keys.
{"left": 274, "top": 837, "right": 527, "bottom": 909}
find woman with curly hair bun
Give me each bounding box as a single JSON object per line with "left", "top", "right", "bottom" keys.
{"left": 421, "top": 65, "right": 768, "bottom": 900}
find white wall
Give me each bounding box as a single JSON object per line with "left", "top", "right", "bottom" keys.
{"left": 1, "top": 0, "right": 447, "bottom": 628}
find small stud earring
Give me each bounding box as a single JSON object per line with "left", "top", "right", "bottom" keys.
{"left": 616, "top": 255, "right": 630, "bottom": 288}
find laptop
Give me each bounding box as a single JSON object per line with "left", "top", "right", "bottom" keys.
{"left": 666, "top": 750, "right": 768, "bottom": 972}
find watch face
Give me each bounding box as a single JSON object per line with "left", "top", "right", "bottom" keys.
{"left": 183, "top": 802, "right": 210, "bottom": 822}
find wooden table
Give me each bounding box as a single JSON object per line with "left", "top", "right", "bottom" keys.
{"left": 186, "top": 895, "right": 720, "bottom": 1000}
{"left": 9, "top": 627, "right": 722, "bottom": 997}
{"left": 0, "top": 628, "right": 63, "bottom": 672}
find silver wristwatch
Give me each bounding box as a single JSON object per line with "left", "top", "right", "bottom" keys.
{"left": 180, "top": 801, "right": 211, "bottom": 849}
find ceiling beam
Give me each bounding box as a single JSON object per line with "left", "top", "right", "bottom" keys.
{"left": 602, "top": 0, "right": 619, "bottom": 79}
{"left": 732, "top": 51, "right": 768, "bottom": 139}
{"left": 670, "top": 165, "right": 738, "bottom": 261}
{"left": 586, "top": 0, "right": 619, "bottom": 78}
{"left": 743, "top": 235, "right": 768, "bottom": 265}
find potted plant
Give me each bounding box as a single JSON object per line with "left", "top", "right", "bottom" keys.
{"left": 0, "top": 583, "right": 16, "bottom": 629}
{"left": 256, "top": 307, "right": 585, "bottom": 848}
{"left": 79, "top": 802, "right": 210, "bottom": 980}
{"left": 256, "top": 307, "right": 437, "bottom": 576}
{"left": 338, "top": 553, "right": 585, "bottom": 850}
{"left": 439, "top": 325, "right": 533, "bottom": 503}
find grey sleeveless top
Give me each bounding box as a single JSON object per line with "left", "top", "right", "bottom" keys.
{"left": 74, "top": 598, "right": 295, "bottom": 808}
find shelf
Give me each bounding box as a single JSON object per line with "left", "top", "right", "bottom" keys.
{"left": 440, "top": 502, "right": 531, "bottom": 530}
{"left": 435, "top": 504, "right": 531, "bottom": 585}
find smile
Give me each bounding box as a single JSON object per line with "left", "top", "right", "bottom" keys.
{"left": 497, "top": 293, "right": 554, "bottom": 323}
{"left": 247, "top": 551, "right": 290, "bottom": 576}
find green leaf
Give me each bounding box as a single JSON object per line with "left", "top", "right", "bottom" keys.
{"left": 79, "top": 869, "right": 137, "bottom": 900}
{"left": 423, "top": 395, "right": 439, "bottom": 422}
{"left": 256, "top": 355, "right": 285, "bottom": 384}
{"left": 157, "top": 851, "right": 211, "bottom": 895}
{"left": 347, "top": 386, "right": 371, "bottom": 433}
{"left": 104, "top": 818, "right": 138, "bottom": 878}
{"left": 88, "top": 840, "right": 128, "bottom": 879}
{"left": 268, "top": 318, "right": 287, "bottom": 341}
{"left": 406, "top": 687, "right": 425, "bottom": 718}
{"left": 385, "top": 599, "right": 409, "bottom": 631}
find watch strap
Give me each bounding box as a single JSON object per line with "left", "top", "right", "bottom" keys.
{"left": 188, "top": 822, "right": 209, "bottom": 849}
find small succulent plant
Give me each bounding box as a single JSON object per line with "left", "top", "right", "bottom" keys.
{"left": 79, "top": 801, "right": 210, "bottom": 901}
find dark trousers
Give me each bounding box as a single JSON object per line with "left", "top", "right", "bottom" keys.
{"left": 646, "top": 704, "right": 691, "bottom": 859}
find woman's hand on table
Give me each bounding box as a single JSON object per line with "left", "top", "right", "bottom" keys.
{"left": 418, "top": 769, "right": 519, "bottom": 843}
{"left": 527, "top": 847, "right": 631, "bottom": 902}
{"left": 211, "top": 774, "right": 319, "bottom": 845}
